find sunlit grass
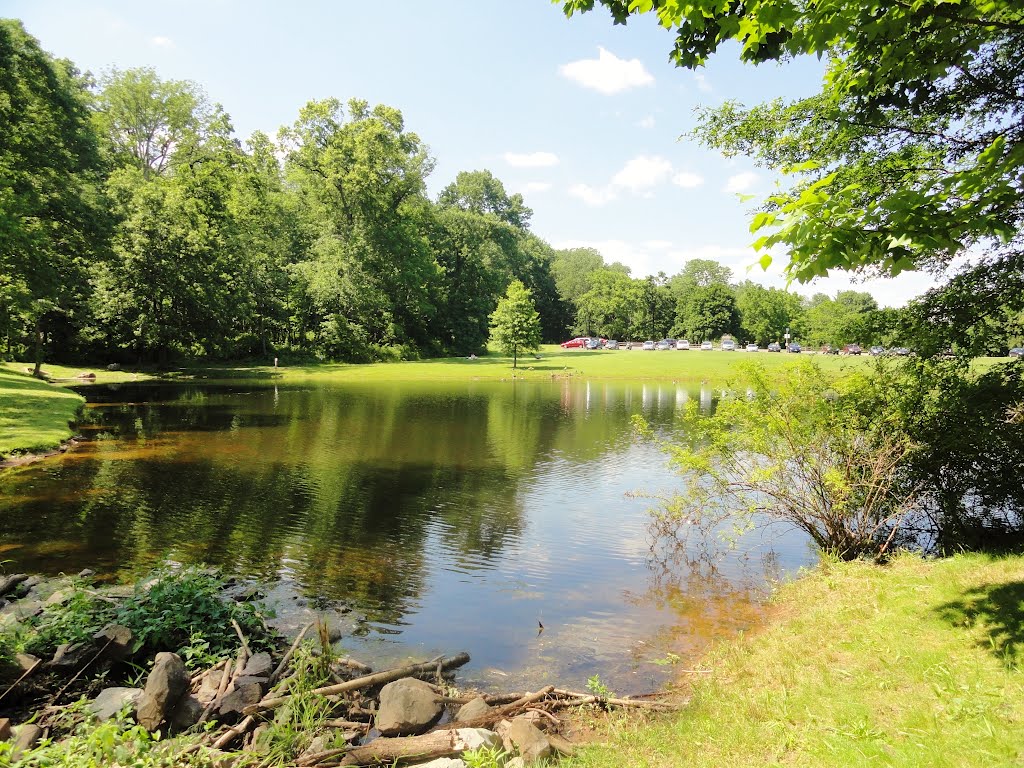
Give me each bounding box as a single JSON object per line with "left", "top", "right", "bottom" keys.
{"left": 561, "top": 552, "right": 1024, "bottom": 768}
{"left": 0, "top": 367, "right": 84, "bottom": 457}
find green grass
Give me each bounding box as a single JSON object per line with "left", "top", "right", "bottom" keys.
{"left": 562, "top": 553, "right": 1024, "bottom": 768}
{"left": 0, "top": 367, "right": 84, "bottom": 458}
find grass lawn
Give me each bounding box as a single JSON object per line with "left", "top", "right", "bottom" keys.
{"left": 0, "top": 367, "right": 84, "bottom": 458}
{"left": 564, "top": 553, "right": 1024, "bottom": 768}
{"left": 167, "top": 347, "right": 878, "bottom": 384}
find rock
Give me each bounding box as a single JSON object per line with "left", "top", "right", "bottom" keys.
{"left": 0, "top": 573, "right": 28, "bottom": 598}
{"left": 0, "top": 717, "right": 11, "bottom": 741}
{"left": 136, "top": 652, "right": 189, "bottom": 731}
{"left": 376, "top": 677, "right": 444, "bottom": 736}
{"left": 232, "top": 675, "right": 270, "bottom": 693}
{"left": 455, "top": 696, "right": 492, "bottom": 722}
{"left": 413, "top": 759, "right": 467, "bottom": 768}
{"left": 11, "top": 724, "right": 44, "bottom": 759}
{"left": 198, "top": 668, "right": 226, "bottom": 704}
{"left": 505, "top": 758, "right": 526, "bottom": 768}
{"left": 242, "top": 651, "right": 273, "bottom": 678}
{"left": 15, "top": 653, "right": 40, "bottom": 671}
{"left": 43, "top": 589, "right": 71, "bottom": 608}
{"left": 94, "top": 624, "right": 133, "bottom": 660}
{"left": 218, "top": 681, "right": 263, "bottom": 717}
{"left": 456, "top": 728, "right": 502, "bottom": 752}
{"left": 107, "top": 363, "right": 121, "bottom": 371}
{"left": 506, "top": 720, "right": 552, "bottom": 764}
{"left": 77, "top": 568, "right": 96, "bottom": 579}
{"left": 247, "top": 724, "right": 268, "bottom": 751}
{"left": 48, "top": 642, "right": 91, "bottom": 670}
{"left": 169, "top": 693, "right": 204, "bottom": 733}
{"left": 547, "top": 733, "right": 575, "bottom": 757}
{"left": 90, "top": 687, "right": 142, "bottom": 721}
{"left": 298, "top": 735, "right": 329, "bottom": 762}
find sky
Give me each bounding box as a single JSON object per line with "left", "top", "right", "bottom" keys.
{"left": 5, "top": 0, "right": 948, "bottom": 306}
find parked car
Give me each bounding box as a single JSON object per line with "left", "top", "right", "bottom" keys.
{"left": 820, "top": 344, "right": 839, "bottom": 355}
{"left": 869, "top": 345, "right": 885, "bottom": 356}
{"left": 788, "top": 342, "right": 802, "bottom": 353}
{"left": 700, "top": 340, "right": 713, "bottom": 351}
{"left": 642, "top": 340, "right": 656, "bottom": 350}
{"left": 560, "top": 337, "right": 587, "bottom": 348}
{"left": 842, "top": 344, "right": 863, "bottom": 355}
{"left": 676, "top": 339, "right": 690, "bottom": 350}
{"left": 767, "top": 342, "right": 782, "bottom": 352}
{"left": 605, "top": 339, "right": 619, "bottom": 350}
{"left": 585, "top": 337, "right": 602, "bottom": 349}
{"left": 722, "top": 339, "right": 736, "bottom": 351}
{"left": 746, "top": 343, "right": 759, "bottom": 352}
{"left": 893, "top": 347, "right": 912, "bottom": 356}
{"left": 1009, "top": 347, "right": 1023, "bottom": 359}
{"left": 655, "top": 339, "right": 673, "bottom": 350}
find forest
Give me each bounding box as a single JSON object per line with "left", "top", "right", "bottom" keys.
{"left": 6, "top": 19, "right": 1016, "bottom": 373}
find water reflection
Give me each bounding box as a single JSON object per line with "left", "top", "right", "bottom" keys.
{"left": 0, "top": 379, "right": 813, "bottom": 691}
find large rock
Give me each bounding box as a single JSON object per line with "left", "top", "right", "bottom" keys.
{"left": 218, "top": 681, "right": 263, "bottom": 717}
{"left": 94, "top": 624, "right": 133, "bottom": 660}
{"left": 169, "top": 693, "right": 204, "bottom": 733}
{"left": 136, "top": 652, "right": 189, "bottom": 731}
{"left": 48, "top": 642, "right": 91, "bottom": 671}
{"left": 455, "top": 696, "right": 492, "bottom": 722}
{"left": 0, "top": 574, "right": 28, "bottom": 598}
{"left": 376, "top": 677, "right": 443, "bottom": 736}
{"left": 505, "top": 720, "right": 552, "bottom": 764}
{"left": 198, "top": 668, "right": 226, "bottom": 705}
{"left": 11, "top": 724, "right": 44, "bottom": 760}
{"left": 241, "top": 652, "right": 273, "bottom": 679}
{"left": 0, "top": 718, "right": 11, "bottom": 741}
{"left": 90, "top": 687, "right": 142, "bottom": 721}
{"left": 413, "top": 759, "right": 467, "bottom": 768}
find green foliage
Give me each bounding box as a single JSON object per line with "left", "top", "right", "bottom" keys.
{"left": 650, "top": 360, "right": 918, "bottom": 560}
{"left": 438, "top": 169, "right": 532, "bottom": 230}
{"left": 462, "top": 746, "right": 507, "bottom": 768}
{"left": 586, "top": 673, "right": 615, "bottom": 699}
{"left": 11, "top": 703, "right": 219, "bottom": 767}
{"left": 673, "top": 283, "right": 738, "bottom": 343}
{"left": 22, "top": 566, "right": 270, "bottom": 665}
{"left": 489, "top": 280, "right": 542, "bottom": 368}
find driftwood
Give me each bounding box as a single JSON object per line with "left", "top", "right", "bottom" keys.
{"left": 338, "top": 728, "right": 478, "bottom": 767}
{"left": 244, "top": 652, "right": 471, "bottom": 716}
{"left": 335, "top": 656, "right": 373, "bottom": 675}
{"left": 212, "top": 714, "right": 256, "bottom": 749}
{"left": 0, "top": 658, "right": 42, "bottom": 706}
{"left": 439, "top": 686, "right": 555, "bottom": 730}
{"left": 270, "top": 621, "right": 315, "bottom": 685}
{"left": 550, "top": 687, "right": 675, "bottom": 710}
{"left": 297, "top": 747, "right": 350, "bottom": 766}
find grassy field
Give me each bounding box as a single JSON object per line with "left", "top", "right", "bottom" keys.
{"left": 0, "top": 367, "right": 85, "bottom": 458}
{"left": 564, "top": 553, "right": 1024, "bottom": 768}
{"left": 158, "top": 346, "right": 878, "bottom": 384}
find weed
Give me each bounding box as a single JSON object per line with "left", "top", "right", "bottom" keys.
{"left": 585, "top": 674, "right": 614, "bottom": 699}
{"left": 463, "top": 745, "right": 507, "bottom": 768}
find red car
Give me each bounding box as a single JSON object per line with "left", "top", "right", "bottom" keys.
{"left": 560, "top": 337, "right": 588, "bottom": 348}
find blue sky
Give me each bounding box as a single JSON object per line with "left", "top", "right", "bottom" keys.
{"left": 6, "top": 0, "right": 942, "bottom": 306}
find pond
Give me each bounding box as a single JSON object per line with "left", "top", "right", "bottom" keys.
{"left": 0, "top": 378, "right": 815, "bottom": 693}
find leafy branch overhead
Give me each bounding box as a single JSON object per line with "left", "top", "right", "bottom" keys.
{"left": 562, "top": 0, "right": 1024, "bottom": 282}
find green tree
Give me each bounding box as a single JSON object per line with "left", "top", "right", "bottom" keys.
{"left": 734, "top": 281, "right": 803, "bottom": 345}
{"left": 489, "top": 280, "right": 541, "bottom": 369}
{"left": 438, "top": 169, "right": 532, "bottom": 230}
{"left": 0, "top": 20, "right": 107, "bottom": 374}
{"left": 575, "top": 269, "right": 641, "bottom": 340}
{"left": 674, "top": 283, "right": 738, "bottom": 342}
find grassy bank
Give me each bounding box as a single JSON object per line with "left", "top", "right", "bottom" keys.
{"left": 0, "top": 368, "right": 85, "bottom": 459}
{"left": 565, "top": 553, "right": 1024, "bottom": 767}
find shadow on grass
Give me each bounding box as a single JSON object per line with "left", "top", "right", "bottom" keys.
{"left": 936, "top": 580, "right": 1024, "bottom": 668}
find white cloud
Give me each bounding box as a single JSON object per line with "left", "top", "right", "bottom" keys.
{"left": 637, "top": 115, "right": 656, "bottom": 129}
{"left": 693, "top": 73, "right": 713, "bottom": 93}
{"left": 725, "top": 172, "right": 759, "bottom": 193}
{"left": 521, "top": 182, "right": 552, "bottom": 193}
{"left": 504, "top": 151, "right": 559, "bottom": 168}
{"left": 568, "top": 183, "right": 618, "bottom": 207}
{"left": 559, "top": 47, "right": 654, "bottom": 95}
{"left": 644, "top": 240, "right": 674, "bottom": 250}
{"left": 150, "top": 36, "right": 175, "bottom": 49}
{"left": 612, "top": 155, "right": 672, "bottom": 192}
{"left": 672, "top": 171, "right": 704, "bottom": 189}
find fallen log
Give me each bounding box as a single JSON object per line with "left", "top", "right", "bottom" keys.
{"left": 212, "top": 714, "right": 256, "bottom": 749}
{"left": 337, "top": 728, "right": 481, "bottom": 767}
{"left": 244, "top": 652, "right": 470, "bottom": 716}
{"left": 548, "top": 688, "right": 675, "bottom": 710}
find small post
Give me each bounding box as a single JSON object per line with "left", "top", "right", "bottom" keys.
{"left": 274, "top": 357, "right": 278, "bottom": 368}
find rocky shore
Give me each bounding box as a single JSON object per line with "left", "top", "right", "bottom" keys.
{"left": 0, "top": 568, "right": 671, "bottom": 766}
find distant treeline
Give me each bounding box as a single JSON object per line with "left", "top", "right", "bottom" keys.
{"left": 2, "top": 20, "right": 1016, "bottom": 369}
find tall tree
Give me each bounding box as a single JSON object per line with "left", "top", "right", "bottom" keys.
{"left": 438, "top": 169, "right": 532, "bottom": 230}
{"left": 0, "top": 20, "right": 106, "bottom": 374}
{"left": 735, "top": 282, "right": 803, "bottom": 346}
{"left": 489, "top": 280, "right": 541, "bottom": 369}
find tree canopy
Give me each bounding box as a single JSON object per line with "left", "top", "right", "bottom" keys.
{"left": 489, "top": 280, "right": 542, "bottom": 368}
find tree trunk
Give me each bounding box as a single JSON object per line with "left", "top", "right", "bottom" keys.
{"left": 32, "top": 317, "right": 44, "bottom": 378}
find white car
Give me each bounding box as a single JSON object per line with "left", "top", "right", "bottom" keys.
{"left": 700, "top": 341, "right": 713, "bottom": 351}
{"left": 642, "top": 340, "right": 656, "bottom": 350}
{"left": 676, "top": 339, "right": 690, "bottom": 350}
{"left": 746, "top": 343, "right": 759, "bottom": 352}
{"left": 722, "top": 339, "right": 736, "bottom": 351}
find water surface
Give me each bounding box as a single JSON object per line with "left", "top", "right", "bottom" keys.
{"left": 0, "top": 378, "right": 814, "bottom": 692}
